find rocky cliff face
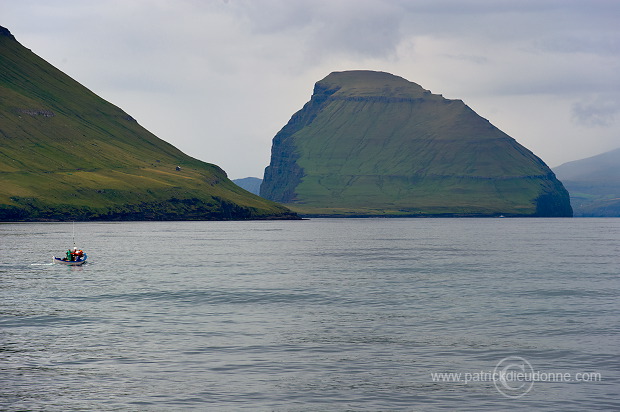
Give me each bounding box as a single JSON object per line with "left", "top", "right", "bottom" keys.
{"left": 261, "top": 70, "right": 572, "bottom": 217}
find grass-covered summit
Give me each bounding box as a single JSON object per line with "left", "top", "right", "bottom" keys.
{"left": 261, "top": 70, "right": 572, "bottom": 217}
{"left": 0, "top": 26, "right": 297, "bottom": 221}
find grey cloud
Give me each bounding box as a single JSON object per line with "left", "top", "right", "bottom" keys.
{"left": 441, "top": 54, "right": 488, "bottom": 65}
{"left": 244, "top": 0, "right": 618, "bottom": 65}
{"left": 234, "top": 0, "right": 405, "bottom": 59}
{"left": 3, "top": 0, "right": 619, "bottom": 176}
{"left": 572, "top": 96, "right": 620, "bottom": 127}
{"left": 535, "top": 34, "right": 620, "bottom": 56}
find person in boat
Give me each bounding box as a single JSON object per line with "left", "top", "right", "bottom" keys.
{"left": 69, "top": 247, "right": 84, "bottom": 261}
{"left": 65, "top": 249, "right": 73, "bottom": 261}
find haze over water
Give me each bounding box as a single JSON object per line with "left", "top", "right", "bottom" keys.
{"left": 1, "top": 219, "right": 618, "bottom": 410}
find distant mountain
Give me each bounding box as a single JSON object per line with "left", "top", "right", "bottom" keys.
{"left": 553, "top": 148, "right": 620, "bottom": 217}
{"left": 261, "top": 70, "right": 572, "bottom": 217}
{"left": 232, "top": 177, "right": 262, "bottom": 196}
{"left": 0, "top": 26, "right": 297, "bottom": 221}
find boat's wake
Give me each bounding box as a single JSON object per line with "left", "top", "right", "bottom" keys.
{"left": 31, "top": 263, "right": 55, "bottom": 266}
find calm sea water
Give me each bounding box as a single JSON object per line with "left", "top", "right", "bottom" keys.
{"left": 1, "top": 218, "right": 618, "bottom": 411}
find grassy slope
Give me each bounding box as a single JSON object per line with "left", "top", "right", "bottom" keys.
{"left": 263, "top": 71, "right": 571, "bottom": 216}
{"left": 0, "top": 28, "right": 296, "bottom": 220}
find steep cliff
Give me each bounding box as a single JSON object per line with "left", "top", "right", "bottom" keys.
{"left": 261, "top": 70, "right": 572, "bottom": 217}
{"left": 0, "top": 26, "right": 297, "bottom": 221}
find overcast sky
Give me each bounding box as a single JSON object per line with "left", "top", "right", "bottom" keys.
{"left": 3, "top": 0, "right": 619, "bottom": 178}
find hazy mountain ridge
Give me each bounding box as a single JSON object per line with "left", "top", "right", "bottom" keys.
{"left": 0, "top": 26, "right": 297, "bottom": 221}
{"left": 232, "top": 177, "right": 262, "bottom": 196}
{"left": 261, "top": 71, "right": 572, "bottom": 217}
{"left": 553, "top": 147, "right": 620, "bottom": 217}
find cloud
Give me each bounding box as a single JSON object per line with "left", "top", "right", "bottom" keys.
{"left": 2, "top": 0, "right": 619, "bottom": 177}
{"left": 572, "top": 95, "right": 620, "bottom": 127}
{"left": 236, "top": 0, "right": 404, "bottom": 57}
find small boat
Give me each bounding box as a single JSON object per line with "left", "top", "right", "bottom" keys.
{"left": 52, "top": 254, "right": 88, "bottom": 266}
{"left": 53, "top": 223, "right": 88, "bottom": 266}
{"left": 53, "top": 247, "right": 88, "bottom": 266}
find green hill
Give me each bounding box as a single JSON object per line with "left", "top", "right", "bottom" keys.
{"left": 261, "top": 70, "right": 572, "bottom": 217}
{"left": 553, "top": 147, "right": 620, "bottom": 216}
{"left": 0, "top": 26, "right": 297, "bottom": 221}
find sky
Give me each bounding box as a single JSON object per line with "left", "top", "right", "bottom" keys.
{"left": 2, "top": 0, "right": 619, "bottom": 179}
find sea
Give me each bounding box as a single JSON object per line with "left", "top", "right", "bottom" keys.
{"left": 1, "top": 218, "right": 618, "bottom": 411}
